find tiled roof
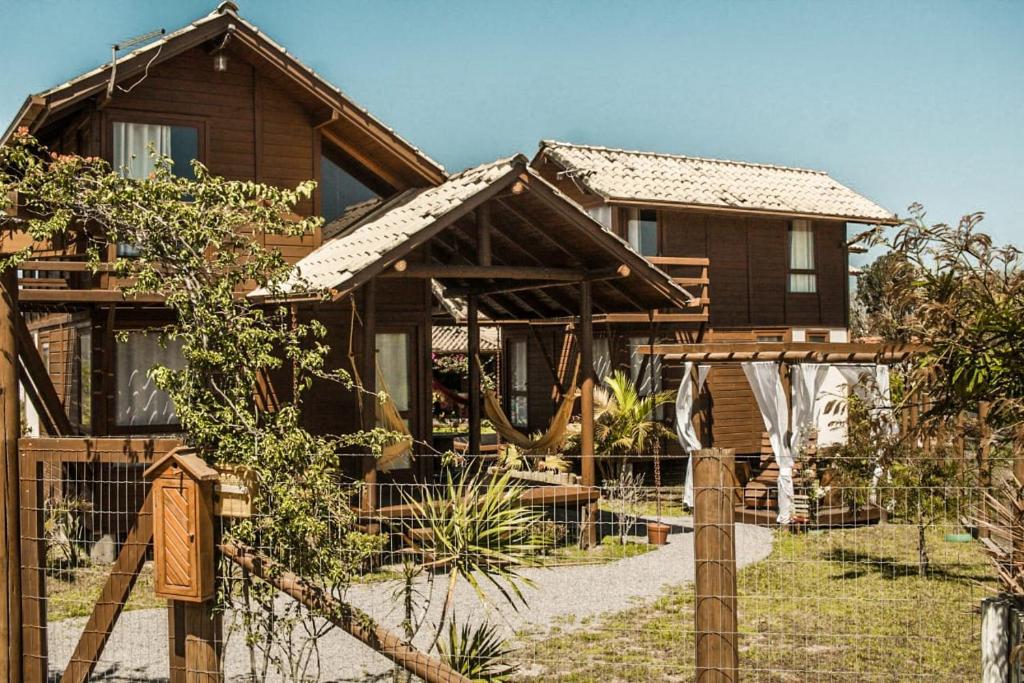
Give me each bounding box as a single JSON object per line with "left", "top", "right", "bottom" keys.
{"left": 432, "top": 326, "right": 499, "bottom": 354}
{"left": 267, "top": 156, "right": 522, "bottom": 296}
{"left": 538, "top": 141, "right": 897, "bottom": 224}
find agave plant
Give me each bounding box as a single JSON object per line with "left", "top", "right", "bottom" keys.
{"left": 593, "top": 370, "right": 675, "bottom": 481}
{"left": 404, "top": 470, "right": 548, "bottom": 651}
{"left": 440, "top": 619, "right": 518, "bottom": 682}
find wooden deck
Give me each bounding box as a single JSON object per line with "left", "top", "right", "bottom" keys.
{"left": 734, "top": 503, "right": 882, "bottom": 529}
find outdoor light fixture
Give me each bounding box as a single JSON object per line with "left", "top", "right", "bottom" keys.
{"left": 213, "top": 51, "right": 229, "bottom": 72}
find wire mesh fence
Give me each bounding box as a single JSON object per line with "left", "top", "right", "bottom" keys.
{"left": 20, "top": 443, "right": 1013, "bottom": 682}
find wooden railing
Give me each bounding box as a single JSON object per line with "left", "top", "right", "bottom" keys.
{"left": 646, "top": 256, "right": 710, "bottom": 323}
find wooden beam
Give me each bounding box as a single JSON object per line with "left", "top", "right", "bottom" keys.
{"left": 18, "top": 261, "right": 116, "bottom": 273}
{"left": 477, "top": 205, "right": 492, "bottom": 267}
{"left": 18, "top": 289, "right": 165, "bottom": 304}
{"left": 220, "top": 541, "right": 473, "bottom": 683}
{"left": 579, "top": 281, "right": 596, "bottom": 549}
{"left": 0, "top": 268, "right": 22, "bottom": 683}
{"left": 468, "top": 295, "right": 481, "bottom": 455}
{"left": 641, "top": 341, "right": 923, "bottom": 356}
{"left": 15, "top": 316, "right": 75, "bottom": 436}
{"left": 62, "top": 492, "right": 154, "bottom": 683}
{"left": 360, "top": 280, "right": 377, "bottom": 513}
{"left": 382, "top": 264, "right": 587, "bottom": 281}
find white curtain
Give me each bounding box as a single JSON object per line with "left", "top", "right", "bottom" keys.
{"left": 678, "top": 363, "right": 710, "bottom": 508}
{"left": 789, "top": 220, "right": 816, "bottom": 293}
{"left": 791, "top": 363, "right": 830, "bottom": 456}
{"left": 835, "top": 364, "right": 896, "bottom": 502}
{"left": 586, "top": 205, "right": 613, "bottom": 230}
{"left": 116, "top": 332, "right": 185, "bottom": 427}
{"left": 742, "top": 361, "right": 795, "bottom": 523}
{"left": 112, "top": 122, "right": 171, "bottom": 180}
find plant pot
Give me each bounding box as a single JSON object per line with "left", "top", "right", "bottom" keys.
{"left": 647, "top": 521, "right": 670, "bottom": 546}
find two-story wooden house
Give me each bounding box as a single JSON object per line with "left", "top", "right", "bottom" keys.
{"left": 527, "top": 141, "right": 899, "bottom": 457}
{"left": 2, "top": 4, "right": 694, "bottom": 499}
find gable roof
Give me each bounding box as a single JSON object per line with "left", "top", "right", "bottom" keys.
{"left": 1, "top": 2, "right": 446, "bottom": 188}
{"left": 260, "top": 154, "right": 696, "bottom": 318}
{"left": 432, "top": 326, "right": 500, "bottom": 354}
{"left": 536, "top": 140, "right": 898, "bottom": 225}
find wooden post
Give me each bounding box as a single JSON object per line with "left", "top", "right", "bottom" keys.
{"left": 477, "top": 205, "right": 492, "bottom": 267}
{"left": 979, "top": 401, "right": 991, "bottom": 540}
{"left": 166, "top": 475, "right": 221, "bottom": 683}
{"left": 361, "top": 280, "right": 378, "bottom": 512}
{"left": 168, "top": 600, "right": 223, "bottom": 683}
{"left": 579, "top": 282, "right": 596, "bottom": 546}
{"left": 467, "top": 294, "right": 481, "bottom": 456}
{"left": 0, "top": 267, "right": 23, "bottom": 683}
{"left": 693, "top": 447, "right": 738, "bottom": 682}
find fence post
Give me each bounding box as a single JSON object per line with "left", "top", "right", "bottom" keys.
{"left": 979, "top": 401, "right": 992, "bottom": 540}
{"left": 0, "top": 267, "right": 22, "bottom": 683}
{"left": 693, "top": 447, "right": 738, "bottom": 682}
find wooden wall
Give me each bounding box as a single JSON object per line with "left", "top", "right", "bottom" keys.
{"left": 657, "top": 209, "right": 847, "bottom": 329}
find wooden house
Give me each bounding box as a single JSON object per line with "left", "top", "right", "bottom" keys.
{"left": 1, "top": 3, "right": 694, "bottom": 505}
{"left": 530, "top": 141, "right": 901, "bottom": 458}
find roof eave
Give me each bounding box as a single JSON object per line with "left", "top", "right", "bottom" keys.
{"left": 603, "top": 196, "right": 900, "bottom": 226}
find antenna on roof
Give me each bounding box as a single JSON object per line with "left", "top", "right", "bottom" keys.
{"left": 104, "top": 27, "right": 167, "bottom": 105}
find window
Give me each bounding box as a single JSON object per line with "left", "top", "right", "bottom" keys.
{"left": 593, "top": 337, "right": 612, "bottom": 384}
{"left": 586, "top": 205, "right": 613, "bottom": 230}
{"left": 77, "top": 326, "right": 92, "bottom": 431}
{"left": 807, "top": 331, "right": 829, "bottom": 343}
{"left": 116, "top": 331, "right": 186, "bottom": 427}
{"left": 757, "top": 334, "right": 785, "bottom": 343}
{"left": 509, "top": 338, "right": 528, "bottom": 427}
{"left": 788, "top": 220, "right": 817, "bottom": 293}
{"left": 113, "top": 121, "right": 200, "bottom": 256}
{"left": 376, "top": 332, "right": 410, "bottom": 412}
{"left": 627, "top": 208, "right": 658, "bottom": 256}
{"left": 629, "top": 337, "right": 664, "bottom": 418}
{"left": 321, "top": 154, "right": 378, "bottom": 223}
{"left": 112, "top": 122, "right": 199, "bottom": 181}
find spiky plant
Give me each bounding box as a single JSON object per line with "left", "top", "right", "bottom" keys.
{"left": 404, "top": 470, "right": 548, "bottom": 651}
{"left": 439, "top": 619, "right": 518, "bottom": 682}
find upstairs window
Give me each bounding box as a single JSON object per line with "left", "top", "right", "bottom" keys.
{"left": 113, "top": 122, "right": 199, "bottom": 181}
{"left": 788, "top": 219, "right": 817, "bottom": 293}
{"left": 115, "top": 331, "right": 186, "bottom": 428}
{"left": 627, "top": 208, "right": 659, "bottom": 256}
{"left": 112, "top": 121, "right": 200, "bottom": 257}
{"left": 321, "top": 154, "right": 378, "bottom": 223}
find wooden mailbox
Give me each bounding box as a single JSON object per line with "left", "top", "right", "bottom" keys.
{"left": 144, "top": 447, "right": 217, "bottom": 603}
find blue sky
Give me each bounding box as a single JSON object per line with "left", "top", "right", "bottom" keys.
{"left": 1, "top": 0, "right": 1021, "bottom": 252}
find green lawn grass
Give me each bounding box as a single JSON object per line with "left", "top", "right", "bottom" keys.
{"left": 516, "top": 524, "right": 995, "bottom": 682}
{"left": 47, "top": 562, "right": 165, "bottom": 622}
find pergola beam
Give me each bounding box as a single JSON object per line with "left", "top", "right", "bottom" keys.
{"left": 637, "top": 342, "right": 923, "bottom": 365}
{"left": 382, "top": 263, "right": 588, "bottom": 281}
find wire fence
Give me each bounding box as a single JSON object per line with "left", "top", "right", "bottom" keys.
{"left": 20, "top": 443, "right": 1013, "bottom": 682}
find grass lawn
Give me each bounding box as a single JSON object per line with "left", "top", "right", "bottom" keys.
{"left": 47, "top": 562, "right": 165, "bottom": 622}
{"left": 516, "top": 523, "right": 995, "bottom": 682}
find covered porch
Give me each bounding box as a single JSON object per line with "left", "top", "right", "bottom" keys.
{"left": 271, "top": 154, "right": 698, "bottom": 512}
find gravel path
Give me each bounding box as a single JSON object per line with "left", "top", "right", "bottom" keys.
{"left": 47, "top": 517, "right": 773, "bottom": 682}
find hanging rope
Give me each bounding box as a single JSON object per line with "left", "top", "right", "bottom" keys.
{"left": 347, "top": 299, "right": 413, "bottom": 471}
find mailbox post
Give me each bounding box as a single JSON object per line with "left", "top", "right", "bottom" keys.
{"left": 144, "top": 447, "right": 222, "bottom": 681}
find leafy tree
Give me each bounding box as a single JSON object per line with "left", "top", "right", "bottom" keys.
{"left": 853, "top": 251, "right": 920, "bottom": 342}
{"left": 865, "top": 205, "right": 1023, "bottom": 432}
{"left": 0, "top": 131, "right": 399, "bottom": 679}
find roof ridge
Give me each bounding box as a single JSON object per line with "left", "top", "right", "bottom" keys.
{"left": 540, "top": 139, "right": 829, "bottom": 176}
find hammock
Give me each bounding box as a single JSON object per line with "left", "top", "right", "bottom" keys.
{"left": 348, "top": 301, "right": 413, "bottom": 472}
{"left": 482, "top": 355, "right": 579, "bottom": 454}
{"left": 432, "top": 376, "right": 471, "bottom": 406}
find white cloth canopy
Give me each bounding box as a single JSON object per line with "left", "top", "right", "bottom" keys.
{"left": 835, "top": 364, "right": 896, "bottom": 501}
{"left": 677, "top": 362, "right": 710, "bottom": 508}
{"left": 742, "top": 362, "right": 795, "bottom": 523}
